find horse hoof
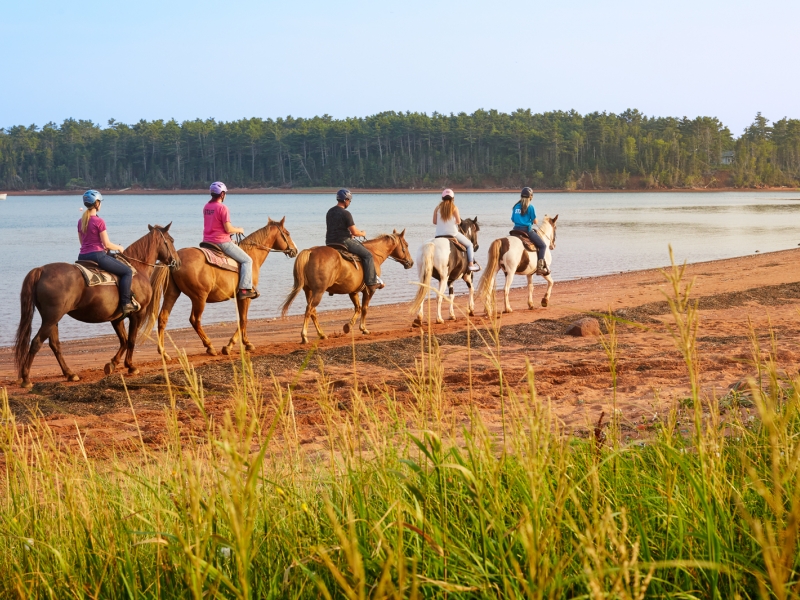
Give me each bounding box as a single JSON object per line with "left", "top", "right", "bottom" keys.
{"left": 541, "top": 298, "right": 549, "bottom": 307}
{"left": 127, "top": 368, "right": 139, "bottom": 375}
{"left": 343, "top": 323, "right": 351, "bottom": 334}
{"left": 300, "top": 338, "right": 308, "bottom": 344}
{"left": 436, "top": 318, "right": 444, "bottom": 324}
{"left": 503, "top": 309, "right": 513, "bottom": 314}
{"left": 67, "top": 374, "right": 80, "bottom": 382}
{"left": 361, "top": 329, "right": 371, "bottom": 335}
{"left": 20, "top": 380, "right": 33, "bottom": 389}
{"left": 412, "top": 318, "right": 422, "bottom": 328}
{"left": 468, "top": 310, "right": 474, "bottom": 317}
{"left": 206, "top": 347, "right": 218, "bottom": 356}
{"left": 161, "top": 353, "right": 172, "bottom": 362}
{"left": 104, "top": 363, "right": 115, "bottom": 375}
{"left": 244, "top": 343, "right": 256, "bottom": 352}
{"left": 221, "top": 346, "right": 232, "bottom": 356}
{"left": 319, "top": 334, "right": 328, "bottom": 340}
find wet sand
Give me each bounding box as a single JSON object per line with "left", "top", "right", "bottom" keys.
{"left": 1, "top": 248, "right": 799, "bottom": 455}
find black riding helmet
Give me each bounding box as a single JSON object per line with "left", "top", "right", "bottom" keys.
{"left": 336, "top": 188, "right": 352, "bottom": 202}
{"left": 521, "top": 187, "right": 533, "bottom": 198}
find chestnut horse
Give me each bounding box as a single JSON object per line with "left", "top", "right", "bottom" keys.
{"left": 156, "top": 218, "right": 297, "bottom": 358}
{"left": 14, "top": 224, "right": 180, "bottom": 388}
{"left": 476, "top": 214, "right": 558, "bottom": 315}
{"left": 280, "top": 231, "right": 414, "bottom": 343}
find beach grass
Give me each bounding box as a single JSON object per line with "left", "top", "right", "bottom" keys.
{"left": 1, "top": 255, "right": 800, "bottom": 598}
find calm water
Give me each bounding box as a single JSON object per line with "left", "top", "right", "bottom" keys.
{"left": 1, "top": 191, "right": 799, "bottom": 346}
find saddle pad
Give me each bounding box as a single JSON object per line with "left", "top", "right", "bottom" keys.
{"left": 199, "top": 247, "right": 239, "bottom": 272}
{"left": 509, "top": 230, "right": 537, "bottom": 253}
{"left": 435, "top": 235, "right": 467, "bottom": 252}
{"left": 74, "top": 260, "right": 138, "bottom": 287}
{"left": 326, "top": 244, "right": 361, "bottom": 267}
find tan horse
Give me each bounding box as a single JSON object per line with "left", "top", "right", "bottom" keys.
{"left": 280, "top": 231, "right": 414, "bottom": 343}
{"left": 156, "top": 218, "right": 298, "bottom": 358}
{"left": 14, "top": 224, "right": 179, "bottom": 387}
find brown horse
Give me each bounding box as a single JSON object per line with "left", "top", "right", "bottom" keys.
{"left": 280, "top": 231, "right": 414, "bottom": 344}
{"left": 156, "top": 218, "right": 297, "bottom": 359}
{"left": 14, "top": 224, "right": 180, "bottom": 388}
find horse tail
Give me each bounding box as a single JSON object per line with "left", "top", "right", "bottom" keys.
{"left": 476, "top": 238, "right": 503, "bottom": 312}
{"left": 140, "top": 266, "right": 171, "bottom": 338}
{"left": 409, "top": 241, "right": 436, "bottom": 315}
{"left": 280, "top": 249, "right": 311, "bottom": 318}
{"left": 14, "top": 267, "right": 42, "bottom": 372}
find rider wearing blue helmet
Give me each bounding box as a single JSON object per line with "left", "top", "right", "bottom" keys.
{"left": 325, "top": 189, "right": 383, "bottom": 289}
{"left": 77, "top": 190, "right": 136, "bottom": 316}
{"left": 511, "top": 187, "right": 549, "bottom": 275}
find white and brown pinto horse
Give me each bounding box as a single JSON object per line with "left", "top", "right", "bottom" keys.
{"left": 409, "top": 217, "right": 480, "bottom": 325}
{"left": 476, "top": 215, "right": 558, "bottom": 315}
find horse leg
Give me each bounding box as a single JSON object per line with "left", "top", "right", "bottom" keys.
{"left": 156, "top": 277, "right": 181, "bottom": 361}
{"left": 48, "top": 324, "right": 79, "bottom": 382}
{"left": 541, "top": 274, "right": 554, "bottom": 307}
{"left": 448, "top": 284, "right": 456, "bottom": 321}
{"left": 189, "top": 297, "right": 217, "bottom": 355}
{"left": 223, "top": 298, "right": 253, "bottom": 355}
{"left": 300, "top": 290, "right": 312, "bottom": 344}
{"left": 104, "top": 318, "right": 128, "bottom": 375}
{"left": 527, "top": 274, "right": 536, "bottom": 309}
{"left": 124, "top": 313, "right": 143, "bottom": 374}
{"left": 18, "top": 321, "right": 56, "bottom": 388}
{"left": 436, "top": 278, "right": 448, "bottom": 324}
{"left": 308, "top": 290, "right": 327, "bottom": 340}
{"left": 343, "top": 292, "right": 361, "bottom": 334}
{"left": 359, "top": 289, "right": 373, "bottom": 335}
{"left": 465, "top": 275, "right": 475, "bottom": 316}
{"left": 503, "top": 268, "right": 514, "bottom": 314}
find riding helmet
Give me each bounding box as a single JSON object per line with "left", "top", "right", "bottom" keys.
{"left": 83, "top": 189, "right": 103, "bottom": 208}
{"left": 209, "top": 181, "right": 228, "bottom": 195}
{"left": 336, "top": 188, "right": 352, "bottom": 202}
{"left": 521, "top": 187, "right": 533, "bottom": 198}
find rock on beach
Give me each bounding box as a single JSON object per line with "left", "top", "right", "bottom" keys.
{"left": 566, "top": 317, "right": 601, "bottom": 337}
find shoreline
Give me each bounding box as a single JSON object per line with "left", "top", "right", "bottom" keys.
{"left": 2, "top": 186, "right": 798, "bottom": 196}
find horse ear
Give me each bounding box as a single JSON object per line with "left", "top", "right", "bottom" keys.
{"left": 400, "top": 228, "right": 406, "bottom": 237}
{"left": 552, "top": 214, "right": 558, "bottom": 223}
{"left": 164, "top": 222, "right": 172, "bottom": 231}
{"left": 280, "top": 216, "right": 285, "bottom": 226}
{"left": 392, "top": 228, "right": 397, "bottom": 234}
{"left": 148, "top": 224, "right": 154, "bottom": 232}
{"left": 474, "top": 216, "right": 478, "bottom": 223}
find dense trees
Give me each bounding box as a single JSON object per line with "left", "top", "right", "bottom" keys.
{"left": 1, "top": 110, "right": 798, "bottom": 191}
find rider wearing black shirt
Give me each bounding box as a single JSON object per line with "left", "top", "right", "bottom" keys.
{"left": 325, "top": 189, "right": 383, "bottom": 289}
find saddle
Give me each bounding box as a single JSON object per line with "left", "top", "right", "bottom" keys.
{"left": 326, "top": 243, "right": 361, "bottom": 269}
{"left": 199, "top": 242, "right": 239, "bottom": 273}
{"left": 74, "top": 256, "right": 137, "bottom": 287}
{"left": 435, "top": 235, "right": 467, "bottom": 253}
{"left": 509, "top": 230, "right": 538, "bottom": 253}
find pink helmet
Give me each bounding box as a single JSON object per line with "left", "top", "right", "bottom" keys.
{"left": 442, "top": 188, "right": 454, "bottom": 199}
{"left": 209, "top": 181, "right": 228, "bottom": 195}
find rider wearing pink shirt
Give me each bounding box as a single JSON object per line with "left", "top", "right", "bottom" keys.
{"left": 203, "top": 182, "right": 256, "bottom": 299}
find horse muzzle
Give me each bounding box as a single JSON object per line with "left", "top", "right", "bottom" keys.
{"left": 403, "top": 258, "right": 414, "bottom": 269}
{"left": 287, "top": 248, "right": 298, "bottom": 258}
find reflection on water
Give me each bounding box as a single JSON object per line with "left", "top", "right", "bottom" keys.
{"left": 1, "top": 191, "right": 799, "bottom": 345}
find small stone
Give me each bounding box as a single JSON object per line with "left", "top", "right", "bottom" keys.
{"left": 565, "top": 317, "right": 601, "bottom": 337}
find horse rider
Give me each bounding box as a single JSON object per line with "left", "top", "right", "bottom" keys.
{"left": 325, "top": 188, "right": 384, "bottom": 290}
{"left": 433, "top": 188, "right": 480, "bottom": 272}
{"left": 77, "top": 190, "right": 136, "bottom": 316}
{"left": 203, "top": 181, "right": 257, "bottom": 299}
{"left": 511, "top": 186, "right": 550, "bottom": 275}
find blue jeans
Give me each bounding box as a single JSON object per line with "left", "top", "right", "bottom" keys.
{"left": 452, "top": 232, "right": 475, "bottom": 263}
{"left": 342, "top": 238, "right": 378, "bottom": 286}
{"left": 218, "top": 241, "right": 254, "bottom": 290}
{"left": 513, "top": 226, "right": 546, "bottom": 261}
{"left": 78, "top": 251, "right": 133, "bottom": 304}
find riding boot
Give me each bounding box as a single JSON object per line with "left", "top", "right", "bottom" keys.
{"left": 536, "top": 259, "right": 550, "bottom": 276}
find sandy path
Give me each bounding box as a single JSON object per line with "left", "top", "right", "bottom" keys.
{"left": 2, "top": 248, "right": 799, "bottom": 455}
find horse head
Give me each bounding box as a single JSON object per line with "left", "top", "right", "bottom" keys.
{"left": 390, "top": 229, "right": 414, "bottom": 269}
{"left": 269, "top": 216, "right": 298, "bottom": 258}
{"left": 544, "top": 214, "right": 558, "bottom": 250}
{"left": 459, "top": 216, "right": 480, "bottom": 252}
{"left": 148, "top": 222, "right": 181, "bottom": 269}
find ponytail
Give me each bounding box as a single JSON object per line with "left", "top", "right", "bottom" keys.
{"left": 80, "top": 210, "right": 92, "bottom": 234}
{"left": 519, "top": 196, "right": 531, "bottom": 216}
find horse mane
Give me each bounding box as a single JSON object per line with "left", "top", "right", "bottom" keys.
{"left": 241, "top": 220, "right": 280, "bottom": 247}
{"left": 125, "top": 226, "right": 162, "bottom": 260}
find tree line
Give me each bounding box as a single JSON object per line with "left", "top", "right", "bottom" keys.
{"left": 1, "top": 109, "right": 798, "bottom": 191}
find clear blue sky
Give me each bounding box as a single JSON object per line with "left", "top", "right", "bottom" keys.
{"left": 4, "top": 0, "right": 798, "bottom": 135}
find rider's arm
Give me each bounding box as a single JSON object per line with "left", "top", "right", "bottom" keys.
{"left": 100, "top": 230, "right": 125, "bottom": 253}
{"left": 224, "top": 221, "right": 244, "bottom": 235}
{"left": 348, "top": 224, "right": 366, "bottom": 237}
{"left": 432, "top": 208, "right": 438, "bottom": 225}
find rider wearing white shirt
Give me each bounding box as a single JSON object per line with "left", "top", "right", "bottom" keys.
{"left": 433, "top": 189, "right": 479, "bottom": 272}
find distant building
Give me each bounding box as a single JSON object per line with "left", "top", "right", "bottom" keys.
{"left": 721, "top": 150, "right": 735, "bottom": 165}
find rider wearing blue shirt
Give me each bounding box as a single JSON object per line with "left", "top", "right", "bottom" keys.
{"left": 511, "top": 187, "right": 549, "bottom": 275}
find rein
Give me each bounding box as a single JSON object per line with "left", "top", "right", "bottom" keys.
{"left": 239, "top": 227, "right": 295, "bottom": 256}
{"left": 121, "top": 230, "right": 178, "bottom": 269}
{"left": 368, "top": 234, "right": 413, "bottom": 268}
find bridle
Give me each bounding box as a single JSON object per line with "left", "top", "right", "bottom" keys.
{"left": 533, "top": 225, "right": 556, "bottom": 250}
{"left": 238, "top": 226, "right": 296, "bottom": 257}
{"left": 120, "top": 229, "right": 179, "bottom": 269}
{"left": 386, "top": 234, "right": 414, "bottom": 268}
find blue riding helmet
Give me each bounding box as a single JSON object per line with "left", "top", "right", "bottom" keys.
{"left": 336, "top": 188, "right": 352, "bottom": 202}
{"left": 83, "top": 189, "right": 103, "bottom": 208}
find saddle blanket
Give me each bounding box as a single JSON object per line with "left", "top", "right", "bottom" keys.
{"left": 435, "top": 235, "right": 467, "bottom": 252}
{"left": 74, "top": 259, "right": 137, "bottom": 287}
{"left": 326, "top": 244, "right": 361, "bottom": 268}
{"left": 199, "top": 247, "right": 239, "bottom": 272}
{"left": 509, "top": 230, "right": 538, "bottom": 253}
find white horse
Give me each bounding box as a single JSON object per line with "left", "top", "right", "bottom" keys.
{"left": 410, "top": 217, "right": 480, "bottom": 325}
{"left": 476, "top": 215, "right": 558, "bottom": 315}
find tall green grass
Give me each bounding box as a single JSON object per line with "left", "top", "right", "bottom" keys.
{"left": 2, "top": 256, "right": 800, "bottom": 599}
